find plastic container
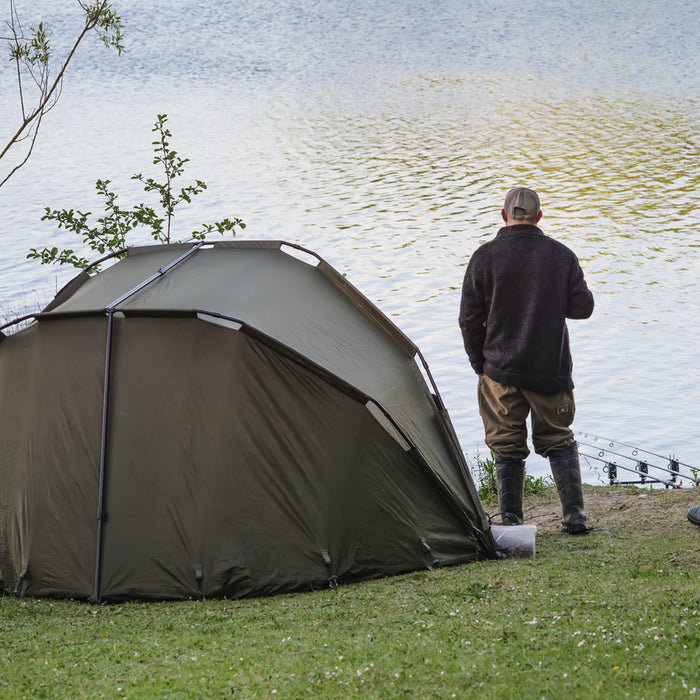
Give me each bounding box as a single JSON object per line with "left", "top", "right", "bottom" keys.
{"left": 491, "top": 524, "right": 537, "bottom": 559}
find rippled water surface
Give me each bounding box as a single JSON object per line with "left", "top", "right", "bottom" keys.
{"left": 2, "top": 0, "right": 699, "bottom": 482}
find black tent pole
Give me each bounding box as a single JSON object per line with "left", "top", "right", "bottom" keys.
{"left": 90, "top": 309, "right": 115, "bottom": 604}
{"left": 88, "top": 242, "right": 206, "bottom": 602}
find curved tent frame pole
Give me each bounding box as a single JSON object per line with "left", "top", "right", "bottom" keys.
{"left": 84, "top": 248, "right": 129, "bottom": 275}
{"left": 0, "top": 249, "right": 130, "bottom": 336}
{"left": 415, "top": 348, "right": 444, "bottom": 409}
{"left": 0, "top": 313, "right": 38, "bottom": 335}
{"left": 106, "top": 242, "right": 206, "bottom": 309}
{"left": 278, "top": 240, "right": 490, "bottom": 533}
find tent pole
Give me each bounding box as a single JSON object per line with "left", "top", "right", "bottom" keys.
{"left": 415, "top": 348, "right": 444, "bottom": 409}
{"left": 89, "top": 242, "right": 204, "bottom": 602}
{"left": 90, "top": 309, "right": 115, "bottom": 603}
{"left": 106, "top": 241, "right": 205, "bottom": 309}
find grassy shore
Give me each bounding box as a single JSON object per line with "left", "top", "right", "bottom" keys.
{"left": 1, "top": 485, "right": 698, "bottom": 699}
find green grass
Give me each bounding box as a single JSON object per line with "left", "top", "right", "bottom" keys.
{"left": 2, "top": 486, "right": 699, "bottom": 699}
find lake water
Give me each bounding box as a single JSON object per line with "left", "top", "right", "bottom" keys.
{"left": 1, "top": 0, "right": 699, "bottom": 485}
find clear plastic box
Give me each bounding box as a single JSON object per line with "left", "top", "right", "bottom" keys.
{"left": 491, "top": 524, "right": 537, "bottom": 559}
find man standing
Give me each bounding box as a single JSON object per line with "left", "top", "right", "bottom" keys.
{"left": 459, "top": 187, "right": 594, "bottom": 534}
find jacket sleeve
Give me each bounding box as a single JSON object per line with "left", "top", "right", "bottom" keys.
{"left": 566, "top": 258, "right": 594, "bottom": 319}
{"left": 459, "top": 257, "right": 487, "bottom": 374}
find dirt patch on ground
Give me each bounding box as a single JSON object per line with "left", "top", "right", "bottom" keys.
{"left": 522, "top": 484, "right": 699, "bottom": 533}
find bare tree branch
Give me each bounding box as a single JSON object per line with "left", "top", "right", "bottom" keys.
{"left": 1, "top": 0, "right": 123, "bottom": 188}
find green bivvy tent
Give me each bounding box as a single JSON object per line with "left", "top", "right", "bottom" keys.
{"left": 0, "top": 241, "right": 495, "bottom": 601}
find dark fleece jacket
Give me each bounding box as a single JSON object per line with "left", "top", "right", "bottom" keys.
{"left": 459, "top": 224, "right": 594, "bottom": 393}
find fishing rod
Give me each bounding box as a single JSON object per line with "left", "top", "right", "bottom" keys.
{"left": 577, "top": 440, "right": 688, "bottom": 484}
{"left": 576, "top": 432, "right": 699, "bottom": 488}
{"left": 578, "top": 449, "right": 681, "bottom": 488}
{"left": 578, "top": 432, "right": 698, "bottom": 474}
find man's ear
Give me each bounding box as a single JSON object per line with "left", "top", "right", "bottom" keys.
{"left": 536, "top": 211, "right": 543, "bottom": 223}
{"left": 501, "top": 209, "right": 508, "bottom": 223}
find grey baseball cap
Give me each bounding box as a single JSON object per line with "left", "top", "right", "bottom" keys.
{"left": 503, "top": 187, "right": 541, "bottom": 220}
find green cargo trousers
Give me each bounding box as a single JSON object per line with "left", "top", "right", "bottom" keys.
{"left": 477, "top": 374, "right": 575, "bottom": 460}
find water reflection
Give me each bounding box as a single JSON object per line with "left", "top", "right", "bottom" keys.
{"left": 1, "top": 1, "right": 699, "bottom": 481}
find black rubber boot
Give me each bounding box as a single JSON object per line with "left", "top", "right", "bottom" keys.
{"left": 687, "top": 506, "right": 700, "bottom": 526}
{"left": 548, "top": 442, "right": 588, "bottom": 534}
{"left": 495, "top": 456, "right": 525, "bottom": 525}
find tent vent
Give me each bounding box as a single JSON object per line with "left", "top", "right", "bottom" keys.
{"left": 196, "top": 312, "right": 242, "bottom": 331}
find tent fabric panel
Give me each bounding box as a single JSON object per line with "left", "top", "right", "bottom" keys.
{"left": 0, "top": 319, "right": 105, "bottom": 597}
{"left": 40, "top": 243, "right": 488, "bottom": 534}
{"left": 116, "top": 245, "right": 485, "bottom": 523}
{"left": 328, "top": 414, "right": 484, "bottom": 583}
{"left": 437, "top": 407, "right": 492, "bottom": 533}
{"left": 98, "top": 317, "right": 336, "bottom": 599}
{"left": 365, "top": 356, "right": 488, "bottom": 528}
{"left": 46, "top": 245, "right": 193, "bottom": 315}
{"left": 0, "top": 326, "right": 34, "bottom": 591}
{"left": 231, "top": 304, "right": 484, "bottom": 536}
{"left": 315, "top": 258, "right": 417, "bottom": 357}
{"left": 41, "top": 270, "right": 91, "bottom": 312}
{"left": 45, "top": 245, "right": 415, "bottom": 407}
{"left": 118, "top": 246, "right": 414, "bottom": 389}
{"left": 97, "top": 317, "right": 485, "bottom": 600}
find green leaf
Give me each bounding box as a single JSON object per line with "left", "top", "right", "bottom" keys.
{"left": 34, "top": 113, "right": 245, "bottom": 269}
